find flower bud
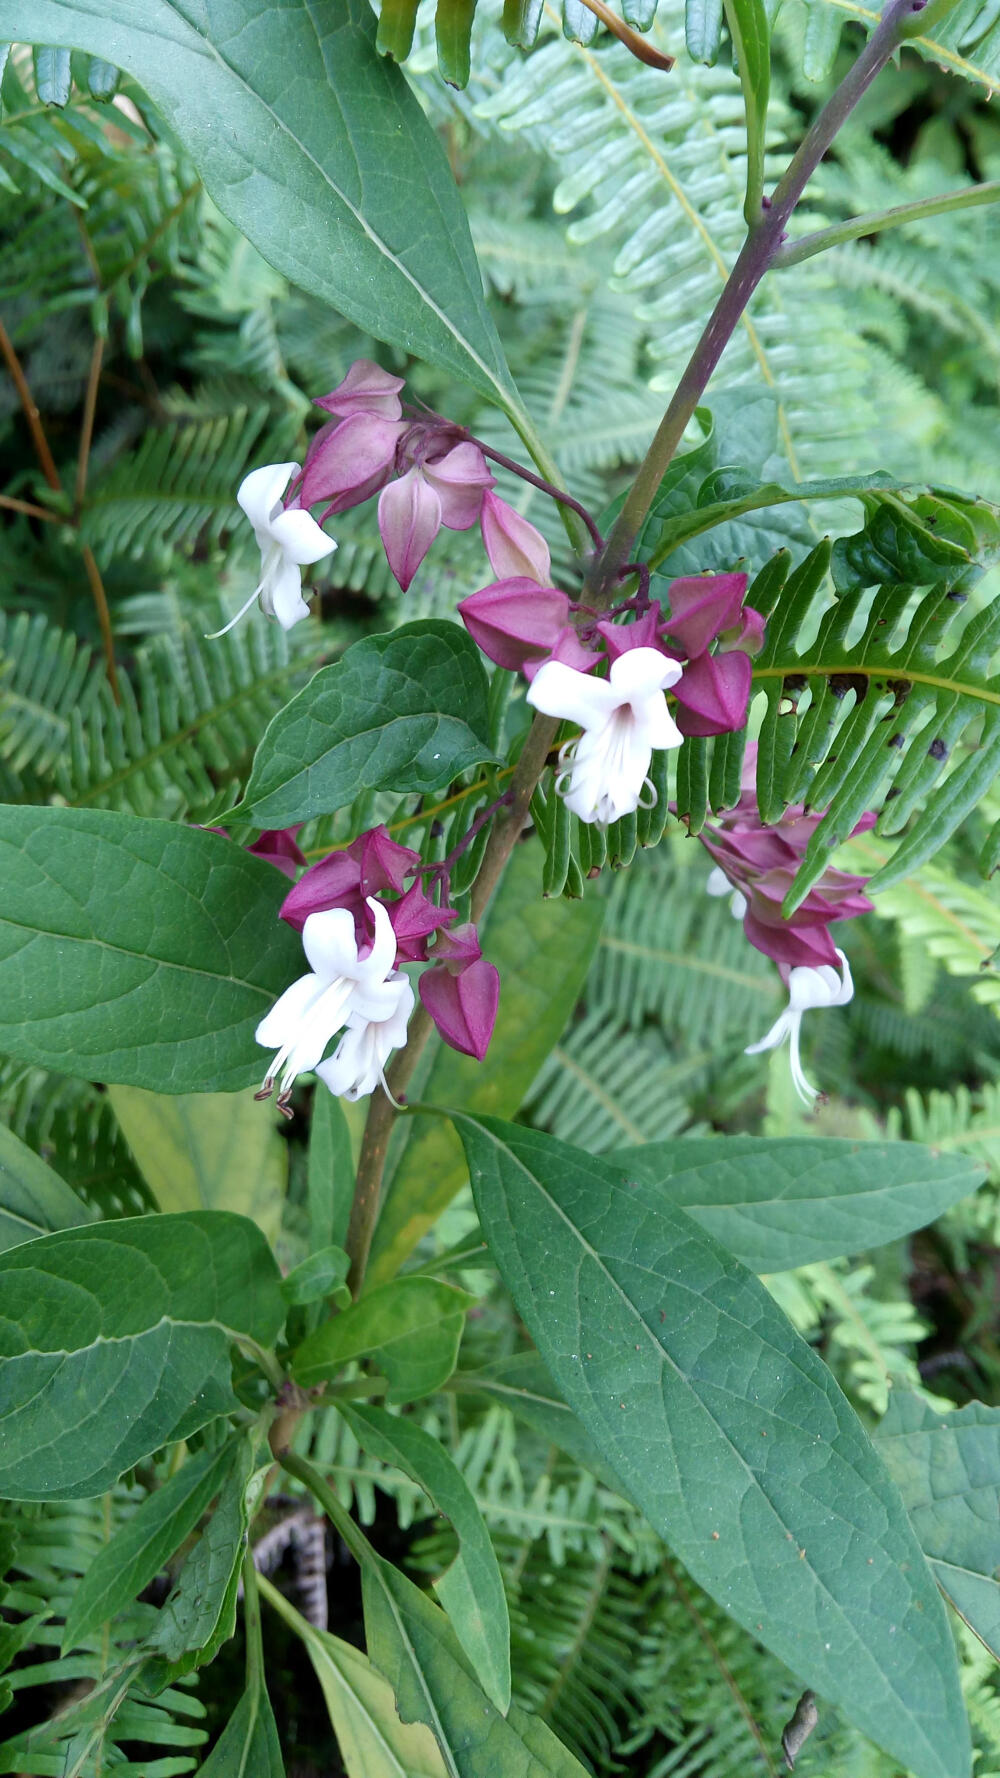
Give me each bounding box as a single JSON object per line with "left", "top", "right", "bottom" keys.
{"left": 314, "top": 359, "right": 404, "bottom": 420}
{"left": 663, "top": 573, "right": 749, "bottom": 658}
{"left": 458, "top": 578, "right": 571, "bottom": 672}
{"left": 420, "top": 954, "right": 500, "bottom": 1060}
{"left": 480, "top": 491, "right": 551, "bottom": 585}
{"left": 673, "top": 649, "right": 752, "bottom": 737}
{"left": 595, "top": 601, "right": 666, "bottom": 661}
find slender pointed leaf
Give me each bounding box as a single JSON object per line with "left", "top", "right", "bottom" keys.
{"left": 64, "top": 1440, "right": 240, "bottom": 1653}
{"left": 457, "top": 1114, "right": 970, "bottom": 1778}
{"left": 338, "top": 1402, "right": 510, "bottom": 1712}
{"left": 0, "top": 1123, "right": 89, "bottom": 1252}
{"left": 610, "top": 1135, "right": 984, "bottom": 1272}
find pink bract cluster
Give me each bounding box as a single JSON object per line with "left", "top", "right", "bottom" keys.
{"left": 698, "top": 754, "right": 875, "bottom": 972}
{"left": 278, "top": 824, "right": 499, "bottom": 1063}
{"left": 293, "top": 360, "right": 494, "bottom": 593}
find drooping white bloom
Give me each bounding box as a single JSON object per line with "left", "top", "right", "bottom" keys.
{"left": 255, "top": 897, "right": 405, "bottom": 1105}
{"left": 745, "top": 949, "right": 854, "bottom": 1105}
{"left": 705, "top": 865, "right": 747, "bottom": 921}
{"left": 209, "top": 462, "right": 337, "bottom": 638}
{"left": 316, "top": 978, "right": 415, "bottom": 1101}
{"left": 527, "top": 647, "right": 683, "bottom": 826}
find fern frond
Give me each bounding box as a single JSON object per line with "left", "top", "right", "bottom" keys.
{"left": 80, "top": 404, "right": 273, "bottom": 564}
{"left": 0, "top": 1493, "right": 206, "bottom": 1777}
{"left": 847, "top": 835, "right": 1000, "bottom": 1013}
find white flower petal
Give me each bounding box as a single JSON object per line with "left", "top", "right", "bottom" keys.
{"left": 356, "top": 897, "right": 398, "bottom": 981}
{"left": 608, "top": 646, "right": 682, "bottom": 701}
{"left": 302, "top": 907, "right": 362, "bottom": 981}
{"left": 255, "top": 972, "right": 324, "bottom": 1049}
{"left": 631, "top": 695, "right": 683, "bottom": 753}
{"left": 237, "top": 462, "right": 298, "bottom": 531}
{"left": 527, "top": 660, "right": 617, "bottom": 730}
{"left": 282, "top": 977, "right": 355, "bottom": 1077}
{"left": 316, "top": 1026, "right": 378, "bottom": 1099}
{"left": 265, "top": 557, "right": 311, "bottom": 631}
{"left": 270, "top": 506, "right": 338, "bottom": 567}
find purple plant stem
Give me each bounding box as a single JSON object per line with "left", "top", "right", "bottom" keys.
{"left": 592, "top": 0, "right": 934, "bottom": 595}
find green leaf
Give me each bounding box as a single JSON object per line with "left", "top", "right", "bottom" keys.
{"left": 454, "top": 1352, "right": 621, "bottom": 1487}
{"left": 0, "top": 1122, "right": 89, "bottom": 1252}
{"left": 338, "top": 1402, "right": 510, "bottom": 1712}
{"left": 258, "top": 1571, "right": 448, "bottom": 1778}
{"left": 63, "top": 1440, "right": 240, "bottom": 1653}
{"left": 108, "top": 1086, "right": 288, "bottom": 1244}
{"left": 830, "top": 489, "right": 1000, "bottom": 594}
{"left": 8, "top": 0, "right": 519, "bottom": 412}
{"left": 369, "top": 844, "right": 604, "bottom": 1281}
{"left": 645, "top": 466, "right": 906, "bottom": 572}
{"left": 33, "top": 45, "right": 71, "bottom": 105}
{"left": 234, "top": 624, "right": 496, "bottom": 830}
{"left": 723, "top": 0, "right": 769, "bottom": 222}
{"left": 0, "top": 807, "right": 302, "bottom": 1092}
{"left": 308, "top": 1090, "right": 355, "bottom": 1254}
{"left": 195, "top": 1682, "right": 285, "bottom": 1776}
{"left": 292, "top": 1278, "right": 472, "bottom": 1403}
{"left": 609, "top": 1135, "right": 984, "bottom": 1273}
{"left": 151, "top": 1437, "right": 261, "bottom": 1675}
{"left": 362, "top": 1555, "right": 590, "bottom": 1778}
{"left": 876, "top": 1391, "right": 1000, "bottom": 1660}
{"left": 0, "top": 1212, "right": 284, "bottom": 1499}
{"left": 281, "top": 1245, "right": 351, "bottom": 1307}
{"left": 457, "top": 1115, "right": 971, "bottom": 1778}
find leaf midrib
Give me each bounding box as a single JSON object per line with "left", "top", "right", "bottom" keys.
{"left": 477, "top": 1123, "right": 949, "bottom": 1759}
{"left": 166, "top": 0, "right": 513, "bottom": 411}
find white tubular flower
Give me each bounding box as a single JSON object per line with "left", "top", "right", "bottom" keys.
{"left": 527, "top": 647, "right": 683, "bottom": 826}
{"left": 209, "top": 462, "right": 337, "bottom": 638}
{"left": 255, "top": 897, "right": 402, "bottom": 1107}
{"left": 745, "top": 949, "right": 854, "bottom": 1106}
{"left": 316, "top": 977, "right": 415, "bottom": 1101}
{"left": 705, "top": 865, "right": 747, "bottom": 921}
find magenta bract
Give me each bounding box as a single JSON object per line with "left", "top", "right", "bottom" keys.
{"left": 247, "top": 826, "right": 307, "bottom": 879}
{"left": 298, "top": 413, "right": 405, "bottom": 516}
{"left": 388, "top": 882, "right": 457, "bottom": 963}
{"left": 673, "top": 649, "right": 753, "bottom": 737}
{"left": 314, "top": 359, "right": 404, "bottom": 420}
{"left": 480, "top": 491, "right": 552, "bottom": 585}
{"left": 663, "top": 573, "right": 749, "bottom": 658}
{"left": 458, "top": 578, "right": 571, "bottom": 672}
{"left": 419, "top": 955, "right": 500, "bottom": 1060}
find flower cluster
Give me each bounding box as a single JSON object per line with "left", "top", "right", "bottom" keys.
{"left": 462, "top": 569, "right": 764, "bottom": 828}
{"left": 699, "top": 755, "right": 874, "bottom": 1102}
{"left": 254, "top": 824, "right": 499, "bottom": 1108}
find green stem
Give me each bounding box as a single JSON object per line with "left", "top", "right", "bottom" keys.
{"left": 242, "top": 1551, "right": 265, "bottom": 1692}
{"left": 773, "top": 178, "right": 1000, "bottom": 268}
{"left": 591, "top": 0, "right": 946, "bottom": 594}
{"left": 280, "top": 1449, "right": 371, "bottom": 1568}
{"left": 507, "top": 401, "right": 594, "bottom": 556}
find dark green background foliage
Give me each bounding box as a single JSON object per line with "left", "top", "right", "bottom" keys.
{"left": 3, "top": 7, "right": 1000, "bottom": 1778}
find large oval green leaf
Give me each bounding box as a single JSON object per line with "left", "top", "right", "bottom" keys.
{"left": 9, "top": 0, "right": 519, "bottom": 412}
{"left": 457, "top": 1115, "right": 970, "bottom": 1778}
{"left": 0, "top": 1212, "right": 284, "bottom": 1499}
{"left": 234, "top": 623, "right": 496, "bottom": 829}
{"left": 0, "top": 806, "right": 302, "bottom": 1092}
